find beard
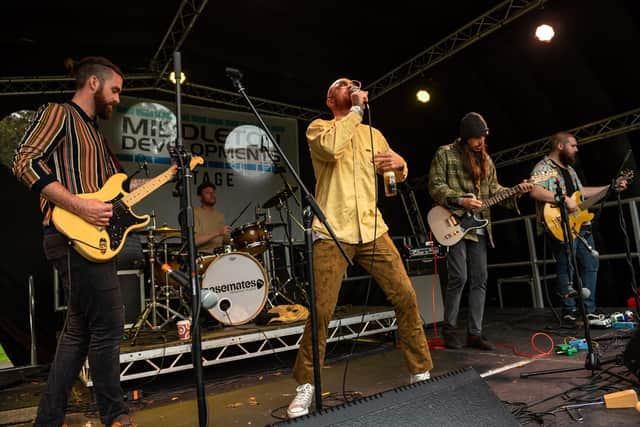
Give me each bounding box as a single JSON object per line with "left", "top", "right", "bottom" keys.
{"left": 559, "top": 150, "right": 576, "bottom": 166}
{"left": 94, "top": 89, "right": 113, "bottom": 120}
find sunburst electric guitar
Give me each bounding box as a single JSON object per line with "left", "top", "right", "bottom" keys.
{"left": 543, "top": 169, "right": 634, "bottom": 241}
{"left": 52, "top": 156, "right": 204, "bottom": 262}
{"left": 428, "top": 173, "right": 553, "bottom": 246}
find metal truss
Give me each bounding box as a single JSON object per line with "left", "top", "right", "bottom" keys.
{"left": 368, "top": 0, "right": 549, "bottom": 101}
{"left": 80, "top": 309, "right": 398, "bottom": 386}
{"left": 494, "top": 107, "right": 640, "bottom": 168}
{"left": 149, "top": 0, "right": 210, "bottom": 79}
{"left": 0, "top": 74, "right": 158, "bottom": 96}
{"left": 0, "top": 75, "right": 323, "bottom": 120}
{"left": 154, "top": 80, "right": 325, "bottom": 121}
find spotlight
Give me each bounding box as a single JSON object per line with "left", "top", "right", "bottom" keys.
{"left": 416, "top": 90, "right": 431, "bottom": 103}
{"left": 535, "top": 24, "right": 555, "bottom": 42}
{"left": 169, "top": 71, "right": 186, "bottom": 84}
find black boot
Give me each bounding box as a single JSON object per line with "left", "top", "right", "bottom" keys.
{"left": 443, "top": 328, "right": 464, "bottom": 349}
{"left": 467, "top": 334, "right": 495, "bottom": 351}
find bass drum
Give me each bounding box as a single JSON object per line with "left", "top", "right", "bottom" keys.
{"left": 201, "top": 252, "right": 269, "bottom": 326}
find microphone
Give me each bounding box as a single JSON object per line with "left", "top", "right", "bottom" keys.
{"left": 565, "top": 287, "right": 591, "bottom": 300}
{"left": 575, "top": 233, "right": 599, "bottom": 258}
{"left": 349, "top": 85, "right": 368, "bottom": 106}
{"left": 225, "top": 67, "right": 243, "bottom": 82}
{"left": 161, "top": 264, "right": 219, "bottom": 309}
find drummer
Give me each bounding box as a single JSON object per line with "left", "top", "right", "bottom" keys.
{"left": 194, "top": 181, "right": 232, "bottom": 254}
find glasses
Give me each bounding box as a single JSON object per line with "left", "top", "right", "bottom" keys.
{"left": 332, "top": 79, "right": 362, "bottom": 90}
{"left": 328, "top": 79, "right": 362, "bottom": 98}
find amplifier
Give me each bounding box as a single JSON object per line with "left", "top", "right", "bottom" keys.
{"left": 405, "top": 241, "right": 446, "bottom": 259}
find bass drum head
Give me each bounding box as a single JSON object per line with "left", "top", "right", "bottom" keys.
{"left": 201, "top": 252, "right": 268, "bottom": 325}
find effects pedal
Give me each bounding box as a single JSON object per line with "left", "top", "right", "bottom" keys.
{"left": 589, "top": 317, "right": 612, "bottom": 328}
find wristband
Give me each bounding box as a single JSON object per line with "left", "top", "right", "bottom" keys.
{"left": 350, "top": 105, "right": 363, "bottom": 116}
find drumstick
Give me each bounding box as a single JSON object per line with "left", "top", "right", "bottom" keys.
{"left": 230, "top": 201, "right": 252, "bottom": 227}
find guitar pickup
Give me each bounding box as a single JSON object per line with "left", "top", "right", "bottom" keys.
{"left": 99, "top": 238, "right": 107, "bottom": 254}
{"left": 447, "top": 216, "right": 459, "bottom": 226}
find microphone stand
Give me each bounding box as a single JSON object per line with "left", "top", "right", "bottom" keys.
{"left": 226, "top": 67, "right": 353, "bottom": 412}
{"left": 171, "top": 51, "right": 208, "bottom": 427}
{"left": 521, "top": 182, "right": 602, "bottom": 378}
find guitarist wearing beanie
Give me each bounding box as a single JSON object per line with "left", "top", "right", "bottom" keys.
{"left": 428, "top": 112, "right": 533, "bottom": 350}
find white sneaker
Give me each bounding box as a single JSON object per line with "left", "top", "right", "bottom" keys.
{"left": 409, "top": 370, "right": 431, "bottom": 384}
{"left": 287, "top": 383, "right": 314, "bottom": 418}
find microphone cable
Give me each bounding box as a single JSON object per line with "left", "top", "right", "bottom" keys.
{"left": 339, "top": 99, "right": 381, "bottom": 404}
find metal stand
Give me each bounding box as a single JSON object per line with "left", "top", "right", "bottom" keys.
{"left": 172, "top": 51, "right": 208, "bottom": 427}
{"left": 126, "top": 232, "right": 188, "bottom": 345}
{"left": 226, "top": 67, "right": 353, "bottom": 412}
{"left": 521, "top": 182, "right": 601, "bottom": 378}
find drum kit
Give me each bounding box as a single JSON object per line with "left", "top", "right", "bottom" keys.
{"left": 126, "top": 187, "right": 307, "bottom": 342}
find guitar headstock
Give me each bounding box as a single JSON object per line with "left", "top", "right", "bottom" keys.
{"left": 619, "top": 168, "right": 635, "bottom": 183}
{"left": 528, "top": 171, "right": 556, "bottom": 184}
{"left": 190, "top": 156, "right": 204, "bottom": 170}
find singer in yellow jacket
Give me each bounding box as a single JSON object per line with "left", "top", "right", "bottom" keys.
{"left": 286, "top": 77, "right": 433, "bottom": 419}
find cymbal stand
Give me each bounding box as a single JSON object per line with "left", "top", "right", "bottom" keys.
{"left": 127, "top": 231, "right": 188, "bottom": 345}
{"left": 158, "top": 238, "right": 192, "bottom": 321}
{"left": 273, "top": 198, "right": 309, "bottom": 306}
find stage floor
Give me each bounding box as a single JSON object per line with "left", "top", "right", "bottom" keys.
{"left": 1, "top": 307, "right": 639, "bottom": 426}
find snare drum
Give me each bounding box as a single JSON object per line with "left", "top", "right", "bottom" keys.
{"left": 201, "top": 252, "right": 269, "bottom": 325}
{"left": 231, "top": 222, "right": 269, "bottom": 256}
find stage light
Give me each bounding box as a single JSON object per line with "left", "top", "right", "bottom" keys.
{"left": 535, "top": 24, "right": 555, "bottom": 42}
{"left": 416, "top": 90, "right": 431, "bottom": 103}
{"left": 169, "top": 71, "right": 186, "bottom": 84}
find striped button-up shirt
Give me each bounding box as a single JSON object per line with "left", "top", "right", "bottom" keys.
{"left": 13, "top": 102, "right": 122, "bottom": 226}
{"left": 428, "top": 139, "right": 515, "bottom": 247}
{"left": 307, "top": 111, "right": 407, "bottom": 244}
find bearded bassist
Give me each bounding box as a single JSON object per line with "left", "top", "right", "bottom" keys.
{"left": 529, "top": 131, "right": 628, "bottom": 324}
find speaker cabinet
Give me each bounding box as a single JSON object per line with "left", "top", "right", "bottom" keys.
{"left": 117, "top": 269, "right": 145, "bottom": 327}
{"left": 274, "top": 367, "right": 518, "bottom": 426}
{"left": 410, "top": 274, "right": 444, "bottom": 325}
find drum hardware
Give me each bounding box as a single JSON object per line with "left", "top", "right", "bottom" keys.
{"left": 261, "top": 185, "right": 298, "bottom": 209}
{"left": 260, "top": 185, "right": 308, "bottom": 308}
{"left": 127, "top": 225, "right": 190, "bottom": 345}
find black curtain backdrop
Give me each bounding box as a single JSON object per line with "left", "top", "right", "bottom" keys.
{"left": 1, "top": 164, "right": 62, "bottom": 366}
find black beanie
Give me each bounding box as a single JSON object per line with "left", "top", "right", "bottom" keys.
{"left": 459, "top": 112, "right": 489, "bottom": 140}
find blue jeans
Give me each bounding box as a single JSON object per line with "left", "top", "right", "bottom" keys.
{"left": 549, "top": 228, "right": 599, "bottom": 313}
{"left": 36, "top": 230, "right": 128, "bottom": 426}
{"left": 445, "top": 235, "right": 488, "bottom": 336}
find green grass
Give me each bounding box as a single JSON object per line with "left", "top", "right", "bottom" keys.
{"left": 0, "top": 344, "right": 9, "bottom": 363}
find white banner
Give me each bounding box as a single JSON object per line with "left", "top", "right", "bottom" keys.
{"left": 101, "top": 96, "right": 302, "bottom": 243}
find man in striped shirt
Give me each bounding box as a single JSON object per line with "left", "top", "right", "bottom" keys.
{"left": 13, "top": 57, "right": 135, "bottom": 427}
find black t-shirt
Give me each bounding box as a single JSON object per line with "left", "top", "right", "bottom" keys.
{"left": 560, "top": 167, "right": 576, "bottom": 196}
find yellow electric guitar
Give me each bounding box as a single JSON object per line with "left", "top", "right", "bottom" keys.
{"left": 52, "top": 156, "right": 204, "bottom": 262}
{"left": 543, "top": 169, "right": 634, "bottom": 241}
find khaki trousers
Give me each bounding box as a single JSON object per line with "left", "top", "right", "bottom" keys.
{"left": 293, "top": 233, "right": 433, "bottom": 384}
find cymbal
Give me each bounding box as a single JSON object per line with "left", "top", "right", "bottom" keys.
{"left": 262, "top": 186, "right": 298, "bottom": 209}
{"left": 136, "top": 225, "right": 182, "bottom": 237}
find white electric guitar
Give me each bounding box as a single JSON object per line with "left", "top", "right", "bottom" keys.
{"left": 428, "top": 173, "right": 552, "bottom": 246}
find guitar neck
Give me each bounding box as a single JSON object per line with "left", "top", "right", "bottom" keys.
{"left": 580, "top": 186, "right": 610, "bottom": 211}
{"left": 122, "top": 165, "right": 177, "bottom": 207}
{"left": 478, "top": 186, "right": 520, "bottom": 210}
